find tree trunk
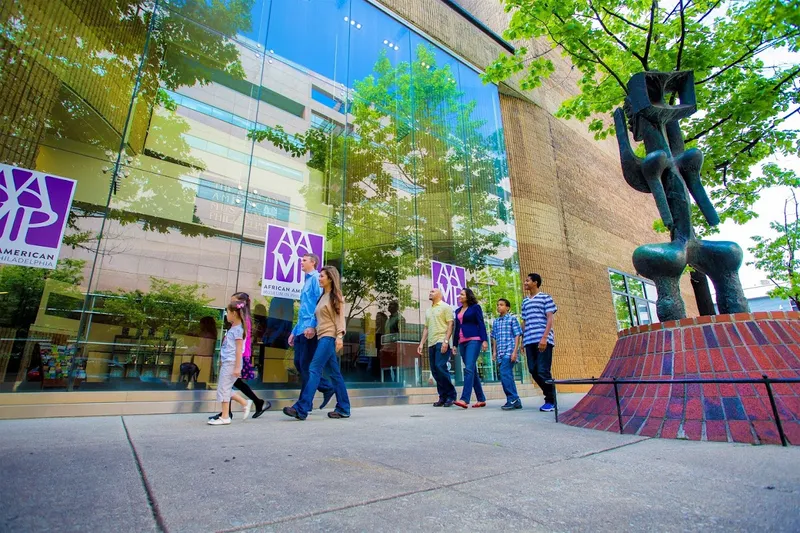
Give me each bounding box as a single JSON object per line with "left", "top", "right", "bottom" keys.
{"left": 691, "top": 270, "right": 716, "bottom": 316}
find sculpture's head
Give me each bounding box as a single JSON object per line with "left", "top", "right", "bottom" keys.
{"left": 625, "top": 71, "right": 697, "bottom": 141}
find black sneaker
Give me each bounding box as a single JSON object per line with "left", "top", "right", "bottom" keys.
{"left": 442, "top": 400, "right": 454, "bottom": 407}
{"left": 433, "top": 400, "right": 445, "bottom": 407}
{"left": 514, "top": 400, "right": 523, "bottom": 409}
{"left": 252, "top": 400, "right": 272, "bottom": 419}
{"left": 208, "top": 412, "right": 234, "bottom": 420}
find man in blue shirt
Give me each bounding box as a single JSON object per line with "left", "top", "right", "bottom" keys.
{"left": 289, "top": 253, "right": 334, "bottom": 408}
{"left": 521, "top": 273, "right": 557, "bottom": 412}
{"left": 491, "top": 298, "right": 523, "bottom": 410}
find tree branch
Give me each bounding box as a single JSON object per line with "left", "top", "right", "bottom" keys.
{"left": 696, "top": 0, "right": 722, "bottom": 24}
{"left": 685, "top": 113, "right": 734, "bottom": 143}
{"left": 642, "top": 1, "right": 658, "bottom": 70}
{"left": 589, "top": 1, "right": 647, "bottom": 69}
{"left": 602, "top": 7, "right": 647, "bottom": 31}
{"left": 698, "top": 32, "right": 800, "bottom": 84}
{"left": 552, "top": 13, "right": 629, "bottom": 93}
{"left": 675, "top": 0, "right": 687, "bottom": 71}
{"left": 714, "top": 106, "right": 800, "bottom": 171}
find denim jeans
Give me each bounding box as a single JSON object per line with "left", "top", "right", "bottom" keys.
{"left": 498, "top": 356, "right": 520, "bottom": 403}
{"left": 428, "top": 343, "right": 456, "bottom": 402}
{"left": 459, "top": 340, "right": 486, "bottom": 403}
{"left": 294, "top": 336, "right": 350, "bottom": 418}
{"left": 525, "top": 343, "right": 555, "bottom": 404}
{"left": 294, "top": 334, "right": 333, "bottom": 396}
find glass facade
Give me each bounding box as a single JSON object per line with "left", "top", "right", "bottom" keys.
{"left": 0, "top": 0, "right": 519, "bottom": 393}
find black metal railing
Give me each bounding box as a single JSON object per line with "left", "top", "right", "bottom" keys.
{"left": 546, "top": 376, "right": 800, "bottom": 447}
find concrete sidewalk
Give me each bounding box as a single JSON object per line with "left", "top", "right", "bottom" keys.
{"left": 1, "top": 394, "right": 798, "bottom": 533}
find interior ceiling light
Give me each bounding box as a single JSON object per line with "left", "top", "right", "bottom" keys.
{"left": 383, "top": 40, "right": 388, "bottom": 44}
{"left": 394, "top": 46, "right": 399, "bottom": 50}
{"left": 344, "top": 16, "right": 348, "bottom": 21}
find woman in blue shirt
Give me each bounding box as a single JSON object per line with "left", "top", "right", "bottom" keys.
{"left": 452, "top": 288, "right": 488, "bottom": 409}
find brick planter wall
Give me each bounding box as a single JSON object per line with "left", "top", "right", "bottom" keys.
{"left": 560, "top": 312, "right": 800, "bottom": 445}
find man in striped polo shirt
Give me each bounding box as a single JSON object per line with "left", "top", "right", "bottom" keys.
{"left": 521, "top": 273, "right": 557, "bottom": 412}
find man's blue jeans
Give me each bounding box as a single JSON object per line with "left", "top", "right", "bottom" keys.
{"left": 428, "top": 343, "right": 456, "bottom": 402}
{"left": 294, "top": 334, "right": 333, "bottom": 396}
{"left": 294, "top": 337, "right": 350, "bottom": 418}
{"left": 459, "top": 340, "right": 486, "bottom": 403}
{"left": 498, "top": 356, "right": 520, "bottom": 404}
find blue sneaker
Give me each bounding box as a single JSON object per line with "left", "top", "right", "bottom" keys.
{"left": 539, "top": 402, "right": 554, "bottom": 412}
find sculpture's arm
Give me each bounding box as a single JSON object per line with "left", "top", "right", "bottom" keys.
{"left": 613, "top": 108, "right": 649, "bottom": 193}
{"left": 675, "top": 148, "right": 720, "bottom": 226}
{"left": 614, "top": 108, "right": 674, "bottom": 229}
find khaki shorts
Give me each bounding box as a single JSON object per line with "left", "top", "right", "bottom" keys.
{"left": 216, "top": 362, "right": 237, "bottom": 403}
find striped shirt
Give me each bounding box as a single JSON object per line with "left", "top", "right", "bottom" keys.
{"left": 491, "top": 313, "right": 522, "bottom": 358}
{"left": 521, "top": 293, "right": 557, "bottom": 346}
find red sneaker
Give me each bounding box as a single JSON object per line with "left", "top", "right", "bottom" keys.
{"left": 472, "top": 401, "right": 486, "bottom": 408}
{"left": 453, "top": 400, "right": 469, "bottom": 409}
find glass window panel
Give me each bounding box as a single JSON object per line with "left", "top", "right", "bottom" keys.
{"left": 161, "top": 0, "right": 272, "bottom": 53}
{"left": 609, "top": 271, "right": 627, "bottom": 293}
{"left": 82, "top": 10, "right": 256, "bottom": 390}
{"left": 644, "top": 281, "right": 658, "bottom": 302}
{"left": 613, "top": 293, "right": 633, "bottom": 330}
{"left": 635, "top": 298, "right": 652, "bottom": 325}
{"left": 0, "top": 0, "right": 152, "bottom": 392}
{"left": 627, "top": 278, "right": 645, "bottom": 298}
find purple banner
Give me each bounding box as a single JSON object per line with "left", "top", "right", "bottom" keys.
{"left": 262, "top": 224, "right": 325, "bottom": 299}
{"left": 431, "top": 260, "right": 466, "bottom": 307}
{"left": 0, "top": 164, "right": 77, "bottom": 270}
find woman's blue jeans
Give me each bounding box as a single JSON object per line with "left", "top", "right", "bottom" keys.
{"left": 459, "top": 340, "right": 485, "bottom": 403}
{"left": 294, "top": 337, "right": 350, "bottom": 418}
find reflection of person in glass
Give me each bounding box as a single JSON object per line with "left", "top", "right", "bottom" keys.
{"left": 417, "top": 289, "right": 457, "bottom": 407}
{"left": 453, "top": 288, "right": 488, "bottom": 409}
{"left": 385, "top": 301, "right": 405, "bottom": 334}
{"left": 181, "top": 316, "right": 216, "bottom": 386}
{"left": 264, "top": 298, "right": 293, "bottom": 349}
{"left": 284, "top": 266, "right": 351, "bottom": 420}
{"left": 288, "top": 253, "right": 334, "bottom": 409}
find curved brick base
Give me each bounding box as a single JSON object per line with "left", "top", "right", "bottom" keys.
{"left": 561, "top": 312, "right": 800, "bottom": 445}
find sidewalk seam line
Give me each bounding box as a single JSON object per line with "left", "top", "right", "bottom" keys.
{"left": 121, "top": 416, "right": 169, "bottom": 533}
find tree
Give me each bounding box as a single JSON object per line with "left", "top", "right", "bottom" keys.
{"left": 101, "top": 277, "right": 218, "bottom": 356}
{"left": 483, "top": 0, "right": 799, "bottom": 232}
{"left": 250, "top": 45, "right": 510, "bottom": 323}
{"left": 0, "top": 259, "right": 86, "bottom": 331}
{"left": 749, "top": 188, "right": 800, "bottom": 310}
{"left": 1, "top": 0, "right": 254, "bottom": 251}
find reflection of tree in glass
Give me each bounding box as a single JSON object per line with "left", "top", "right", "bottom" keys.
{"left": 0, "top": 259, "right": 85, "bottom": 330}
{"left": 250, "top": 45, "right": 507, "bottom": 321}
{"left": 101, "top": 277, "right": 219, "bottom": 356}
{"left": 1, "top": 0, "right": 254, "bottom": 249}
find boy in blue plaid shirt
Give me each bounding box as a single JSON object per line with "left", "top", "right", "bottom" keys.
{"left": 491, "top": 298, "right": 523, "bottom": 410}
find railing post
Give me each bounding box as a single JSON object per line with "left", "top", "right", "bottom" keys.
{"left": 613, "top": 377, "right": 623, "bottom": 434}
{"left": 763, "top": 374, "right": 789, "bottom": 447}
{"left": 553, "top": 382, "right": 559, "bottom": 423}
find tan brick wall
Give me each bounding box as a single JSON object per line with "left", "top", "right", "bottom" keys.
{"left": 375, "top": 0, "right": 699, "bottom": 380}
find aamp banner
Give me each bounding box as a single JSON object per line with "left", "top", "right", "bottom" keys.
{"left": 262, "top": 224, "right": 325, "bottom": 299}
{"left": 0, "top": 164, "right": 77, "bottom": 270}
{"left": 431, "top": 260, "right": 466, "bottom": 307}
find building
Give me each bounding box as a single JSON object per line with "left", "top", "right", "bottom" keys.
{"left": 0, "top": 0, "right": 694, "bottom": 416}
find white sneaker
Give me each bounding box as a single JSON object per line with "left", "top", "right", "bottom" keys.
{"left": 243, "top": 400, "right": 253, "bottom": 420}
{"left": 208, "top": 417, "right": 231, "bottom": 426}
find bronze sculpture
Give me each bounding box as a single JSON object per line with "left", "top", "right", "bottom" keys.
{"left": 614, "top": 71, "right": 749, "bottom": 321}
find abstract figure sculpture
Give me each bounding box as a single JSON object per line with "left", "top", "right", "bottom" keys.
{"left": 614, "top": 71, "right": 749, "bottom": 321}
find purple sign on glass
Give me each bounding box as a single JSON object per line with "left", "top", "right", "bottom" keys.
{"left": 431, "top": 260, "right": 466, "bottom": 307}
{"left": 0, "top": 164, "right": 77, "bottom": 270}
{"left": 262, "top": 224, "right": 325, "bottom": 299}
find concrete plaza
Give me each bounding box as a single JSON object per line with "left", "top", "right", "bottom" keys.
{"left": 1, "top": 393, "right": 798, "bottom": 532}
